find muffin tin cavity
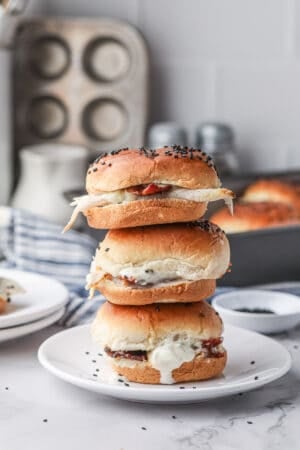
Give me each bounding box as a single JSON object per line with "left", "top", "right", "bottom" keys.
{"left": 83, "top": 98, "right": 128, "bottom": 141}
{"left": 29, "top": 96, "right": 68, "bottom": 139}
{"left": 84, "top": 38, "right": 130, "bottom": 82}
{"left": 30, "top": 36, "right": 70, "bottom": 80}
{"left": 13, "top": 19, "right": 148, "bottom": 154}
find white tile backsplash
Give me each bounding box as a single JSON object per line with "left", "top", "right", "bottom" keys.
{"left": 22, "top": 0, "right": 300, "bottom": 172}
{"left": 139, "top": 0, "right": 287, "bottom": 62}
{"left": 150, "top": 62, "right": 212, "bottom": 142}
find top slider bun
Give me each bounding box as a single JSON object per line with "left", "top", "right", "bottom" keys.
{"left": 64, "top": 147, "right": 234, "bottom": 231}
{"left": 242, "top": 179, "right": 300, "bottom": 216}
{"left": 86, "top": 220, "right": 230, "bottom": 305}
{"left": 86, "top": 147, "right": 220, "bottom": 192}
{"left": 210, "top": 201, "right": 298, "bottom": 234}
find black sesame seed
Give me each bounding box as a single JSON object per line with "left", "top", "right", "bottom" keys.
{"left": 124, "top": 383, "right": 130, "bottom": 387}
{"left": 118, "top": 379, "right": 124, "bottom": 383}
{"left": 92, "top": 360, "right": 96, "bottom": 363}
{"left": 254, "top": 376, "right": 259, "bottom": 380}
{"left": 247, "top": 421, "right": 253, "bottom": 425}
{"left": 105, "top": 248, "right": 110, "bottom": 252}
{"left": 172, "top": 415, "right": 176, "bottom": 419}
{"left": 251, "top": 361, "right": 255, "bottom": 365}
{"left": 93, "top": 374, "right": 98, "bottom": 377}
{"left": 98, "top": 353, "right": 103, "bottom": 357}
{"left": 5, "top": 387, "right": 9, "bottom": 390}
{"left": 85, "top": 351, "right": 90, "bottom": 355}
{"left": 179, "top": 386, "right": 185, "bottom": 389}
{"left": 93, "top": 168, "right": 98, "bottom": 172}
{"left": 95, "top": 369, "right": 100, "bottom": 372}
{"left": 141, "top": 427, "right": 147, "bottom": 431}
{"left": 88, "top": 170, "right": 91, "bottom": 174}
{"left": 192, "top": 386, "right": 197, "bottom": 389}
{"left": 43, "top": 419, "right": 48, "bottom": 423}
{"left": 108, "top": 163, "right": 112, "bottom": 167}
{"left": 238, "top": 393, "right": 243, "bottom": 396}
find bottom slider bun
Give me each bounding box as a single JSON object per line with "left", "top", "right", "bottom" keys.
{"left": 210, "top": 201, "right": 298, "bottom": 234}
{"left": 96, "top": 278, "right": 216, "bottom": 306}
{"left": 91, "top": 301, "right": 227, "bottom": 384}
{"left": 0, "top": 297, "right": 6, "bottom": 314}
{"left": 84, "top": 198, "right": 207, "bottom": 229}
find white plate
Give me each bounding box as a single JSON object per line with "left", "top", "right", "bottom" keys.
{"left": 0, "top": 307, "right": 65, "bottom": 343}
{"left": 38, "top": 324, "right": 291, "bottom": 404}
{"left": 0, "top": 269, "right": 68, "bottom": 328}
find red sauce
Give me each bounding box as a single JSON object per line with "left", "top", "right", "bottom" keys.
{"left": 126, "top": 183, "right": 172, "bottom": 196}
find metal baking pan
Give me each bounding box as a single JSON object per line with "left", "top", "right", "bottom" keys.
{"left": 211, "top": 170, "right": 300, "bottom": 286}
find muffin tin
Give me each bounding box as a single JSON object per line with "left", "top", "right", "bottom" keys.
{"left": 13, "top": 18, "right": 149, "bottom": 156}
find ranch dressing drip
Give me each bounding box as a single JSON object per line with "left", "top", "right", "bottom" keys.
{"left": 148, "top": 336, "right": 198, "bottom": 384}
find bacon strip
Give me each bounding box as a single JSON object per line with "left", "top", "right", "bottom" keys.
{"left": 126, "top": 183, "right": 172, "bottom": 196}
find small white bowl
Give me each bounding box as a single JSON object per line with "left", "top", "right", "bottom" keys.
{"left": 212, "top": 289, "right": 300, "bottom": 334}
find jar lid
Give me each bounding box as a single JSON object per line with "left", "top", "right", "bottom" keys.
{"left": 196, "top": 122, "right": 234, "bottom": 153}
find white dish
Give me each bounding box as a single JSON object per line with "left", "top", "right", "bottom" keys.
{"left": 0, "top": 307, "right": 65, "bottom": 343}
{"left": 0, "top": 268, "right": 68, "bottom": 328}
{"left": 38, "top": 324, "right": 291, "bottom": 404}
{"left": 213, "top": 289, "right": 300, "bottom": 334}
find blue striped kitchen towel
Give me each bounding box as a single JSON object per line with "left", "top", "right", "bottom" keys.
{"left": 0, "top": 207, "right": 105, "bottom": 326}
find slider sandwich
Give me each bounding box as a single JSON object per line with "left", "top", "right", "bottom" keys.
{"left": 64, "top": 147, "right": 234, "bottom": 231}
{"left": 211, "top": 201, "right": 298, "bottom": 234}
{"left": 91, "top": 301, "right": 226, "bottom": 384}
{"left": 242, "top": 179, "right": 300, "bottom": 217}
{"left": 87, "top": 221, "right": 230, "bottom": 305}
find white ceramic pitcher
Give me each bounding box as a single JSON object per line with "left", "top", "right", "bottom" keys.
{"left": 11, "top": 144, "right": 89, "bottom": 225}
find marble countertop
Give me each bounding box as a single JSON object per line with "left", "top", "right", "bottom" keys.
{"left": 1, "top": 324, "right": 300, "bottom": 450}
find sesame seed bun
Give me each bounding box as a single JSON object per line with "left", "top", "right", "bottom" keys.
{"left": 86, "top": 147, "right": 220, "bottom": 193}
{"left": 87, "top": 221, "right": 229, "bottom": 305}
{"left": 91, "top": 301, "right": 226, "bottom": 384}
{"left": 242, "top": 179, "right": 300, "bottom": 216}
{"left": 84, "top": 198, "right": 207, "bottom": 229}
{"left": 211, "top": 201, "right": 299, "bottom": 234}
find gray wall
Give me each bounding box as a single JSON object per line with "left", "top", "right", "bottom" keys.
{"left": 26, "top": 0, "right": 300, "bottom": 172}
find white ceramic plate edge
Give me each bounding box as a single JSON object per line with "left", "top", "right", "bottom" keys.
{"left": 38, "top": 324, "right": 292, "bottom": 404}
{"left": 0, "top": 269, "right": 68, "bottom": 328}
{"left": 0, "top": 307, "right": 65, "bottom": 343}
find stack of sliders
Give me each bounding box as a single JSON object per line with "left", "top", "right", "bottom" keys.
{"left": 65, "top": 146, "right": 234, "bottom": 384}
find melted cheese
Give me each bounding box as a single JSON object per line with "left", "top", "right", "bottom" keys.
{"left": 64, "top": 187, "right": 234, "bottom": 232}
